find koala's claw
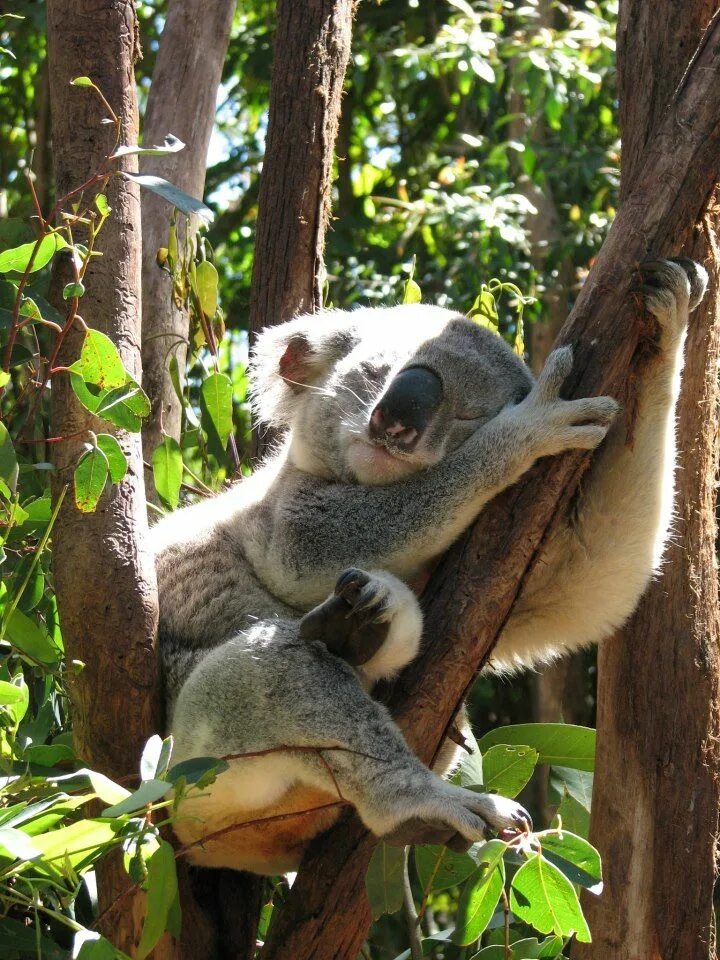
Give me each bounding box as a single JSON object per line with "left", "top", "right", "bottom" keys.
{"left": 335, "top": 568, "right": 391, "bottom": 624}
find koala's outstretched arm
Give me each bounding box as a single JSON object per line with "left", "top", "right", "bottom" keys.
{"left": 495, "top": 259, "right": 708, "bottom": 668}
{"left": 260, "top": 361, "right": 617, "bottom": 604}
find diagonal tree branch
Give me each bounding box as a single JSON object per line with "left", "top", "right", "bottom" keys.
{"left": 259, "top": 11, "right": 720, "bottom": 959}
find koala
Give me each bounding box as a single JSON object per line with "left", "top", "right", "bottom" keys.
{"left": 151, "top": 258, "right": 707, "bottom": 876}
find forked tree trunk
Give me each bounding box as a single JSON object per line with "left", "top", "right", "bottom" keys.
{"left": 46, "top": 1, "right": 160, "bottom": 954}
{"left": 259, "top": 14, "right": 720, "bottom": 959}
{"left": 578, "top": 4, "right": 720, "bottom": 957}
{"left": 249, "top": 0, "right": 358, "bottom": 459}
{"left": 140, "top": 0, "right": 236, "bottom": 493}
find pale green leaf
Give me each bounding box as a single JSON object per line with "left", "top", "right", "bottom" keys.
{"left": 482, "top": 744, "right": 538, "bottom": 798}
{"left": 152, "top": 437, "right": 183, "bottom": 510}
{"left": 478, "top": 724, "right": 595, "bottom": 772}
{"left": 510, "top": 853, "right": 591, "bottom": 942}
{"left": 201, "top": 372, "right": 234, "bottom": 448}
{"left": 0, "top": 234, "right": 68, "bottom": 274}
{"left": 136, "top": 841, "right": 179, "bottom": 959}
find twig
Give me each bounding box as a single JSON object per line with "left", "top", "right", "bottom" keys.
{"left": 402, "top": 847, "right": 423, "bottom": 960}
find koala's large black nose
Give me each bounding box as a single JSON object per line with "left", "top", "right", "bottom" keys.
{"left": 369, "top": 366, "right": 443, "bottom": 451}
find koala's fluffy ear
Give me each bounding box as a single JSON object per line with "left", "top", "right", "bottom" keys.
{"left": 249, "top": 311, "right": 357, "bottom": 426}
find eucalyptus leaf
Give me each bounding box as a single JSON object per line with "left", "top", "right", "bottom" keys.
{"left": 74, "top": 447, "right": 109, "bottom": 513}
{"left": 152, "top": 436, "right": 183, "bottom": 510}
{"left": 478, "top": 724, "right": 595, "bottom": 772}
{"left": 124, "top": 173, "right": 214, "bottom": 226}
{"left": 365, "top": 842, "right": 405, "bottom": 919}
{"left": 0, "top": 233, "right": 68, "bottom": 274}
{"left": 510, "top": 853, "right": 591, "bottom": 942}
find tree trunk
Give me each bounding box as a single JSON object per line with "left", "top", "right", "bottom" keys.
{"left": 577, "top": 4, "right": 720, "bottom": 957}
{"left": 259, "top": 15, "right": 720, "bottom": 959}
{"left": 249, "top": 0, "right": 358, "bottom": 459}
{"left": 140, "top": 0, "right": 235, "bottom": 491}
{"left": 46, "top": 2, "right": 160, "bottom": 954}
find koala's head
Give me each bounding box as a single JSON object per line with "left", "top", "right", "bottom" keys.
{"left": 250, "top": 304, "right": 534, "bottom": 485}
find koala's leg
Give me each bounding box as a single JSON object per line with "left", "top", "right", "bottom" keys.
{"left": 298, "top": 568, "right": 423, "bottom": 683}
{"left": 170, "top": 622, "right": 530, "bottom": 855}
{"left": 495, "top": 258, "right": 708, "bottom": 667}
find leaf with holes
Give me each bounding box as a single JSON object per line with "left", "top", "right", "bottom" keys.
{"left": 69, "top": 329, "right": 127, "bottom": 389}
{"left": 74, "top": 446, "right": 109, "bottom": 513}
{"left": 482, "top": 744, "right": 538, "bottom": 798}
{"left": 478, "top": 724, "right": 595, "bottom": 772}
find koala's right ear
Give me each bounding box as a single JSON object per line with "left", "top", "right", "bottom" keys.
{"left": 249, "top": 311, "right": 357, "bottom": 426}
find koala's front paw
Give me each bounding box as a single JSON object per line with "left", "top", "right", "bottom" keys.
{"left": 521, "top": 346, "right": 619, "bottom": 458}
{"left": 638, "top": 257, "right": 709, "bottom": 335}
{"left": 300, "top": 568, "right": 422, "bottom": 675}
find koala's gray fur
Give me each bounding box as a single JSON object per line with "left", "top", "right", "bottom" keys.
{"left": 151, "top": 259, "right": 707, "bottom": 875}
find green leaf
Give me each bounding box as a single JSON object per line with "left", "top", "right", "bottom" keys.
{"left": 0, "top": 233, "right": 68, "bottom": 274}
{"left": 538, "top": 829, "right": 602, "bottom": 892}
{"left": 0, "top": 370, "right": 9, "bottom": 388}
{"left": 75, "top": 933, "right": 118, "bottom": 959}
{"left": 95, "top": 377, "right": 151, "bottom": 431}
{"left": 31, "top": 818, "right": 119, "bottom": 874}
{"left": 95, "top": 434, "right": 127, "bottom": 484}
{"left": 5, "top": 608, "right": 61, "bottom": 664}
{"left": 453, "top": 839, "right": 506, "bottom": 945}
{"left": 63, "top": 280, "right": 85, "bottom": 299}
{"left": 85, "top": 770, "right": 132, "bottom": 806}
{"left": 74, "top": 446, "right": 109, "bottom": 513}
{"left": 550, "top": 766, "right": 593, "bottom": 808}
{"left": 140, "top": 734, "right": 173, "bottom": 781}
{"left": 95, "top": 193, "right": 111, "bottom": 217}
{"left": 555, "top": 792, "right": 590, "bottom": 839}
{"left": 0, "top": 918, "right": 67, "bottom": 959}
{"left": 365, "top": 842, "right": 405, "bottom": 919}
{"left": 0, "top": 826, "right": 40, "bottom": 861}
{"left": 0, "top": 421, "right": 18, "bottom": 494}
{"left": 137, "top": 840, "right": 179, "bottom": 959}
{"left": 152, "top": 436, "right": 183, "bottom": 510}
{"left": 112, "top": 134, "right": 185, "bottom": 160}
{"left": 70, "top": 76, "right": 94, "bottom": 87}
{"left": 69, "top": 328, "right": 127, "bottom": 389}
{"left": 102, "top": 778, "right": 171, "bottom": 817}
{"left": 414, "top": 844, "right": 478, "bottom": 894}
{"left": 478, "top": 724, "right": 595, "bottom": 772}
{"left": 201, "top": 372, "right": 234, "bottom": 449}
{"left": 403, "top": 277, "right": 422, "bottom": 304}
{"left": 510, "top": 853, "right": 591, "bottom": 942}
{"left": 124, "top": 172, "right": 214, "bottom": 226}
{"left": 195, "top": 259, "right": 219, "bottom": 317}
{"left": 458, "top": 727, "right": 484, "bottom": 787}
{"left": 482, "top": 744, "right": 538, "bottom": 798}
{"left": 165, "top": 756, "right": 228, "bottom": 787}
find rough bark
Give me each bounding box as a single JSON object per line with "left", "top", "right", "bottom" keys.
{"left": 46, "top": 1, "right": 159, "bottom": 954}
{"left": 259, "top": 14, "right": 720, "bottom": 960}
{"left": 577, "top": 3, "right": 720, "bottom": 957}
{"left": 249, "top": 0, "right": 358, "bottom": 458}
{"left": 140, "top": 0, "right": 235, "bottom": 485}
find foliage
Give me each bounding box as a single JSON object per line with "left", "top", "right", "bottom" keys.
{"left": 0, "top": 0, "right": 620, "bottom": 956}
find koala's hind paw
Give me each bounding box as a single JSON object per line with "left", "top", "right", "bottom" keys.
{"left": 424, "top": 786, "right": 532, "bottom": 846}
{"left": 639, "top": 257, "right": 709, "bottom": 324}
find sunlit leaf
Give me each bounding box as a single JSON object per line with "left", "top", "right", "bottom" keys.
{"left": 124, "top": 173, "right": 214, "bottom": 226}
{"left": 201, "top": 372, "right": 234, "bottom": 449}
{"left": 482, "top": 744, "right": 538, "bottom": 798}
{"left": 0, "top": 234, "right": 68, "bottom": 275}
{"left": 0, "top": 421, "right": 18, "bottom": 494}
{"left": 453, "top": 839, "right": 506, "bottom": 944}
{"left": 478, "top": 724, "right": 595, "bottom": 772}
{"left": 95, "top": 434, "right": 127, "bottom": 484}
{"left": 112, "top": 134, "right": 185, "bottom": 159}
{"left": 152, "top": 436, "right": 183, "bottom": 510}
{"left": 195, "top": 259, "right": 219, "bottom": 317}
{"left": 69, "top": 329, "right": 127, "bottom": 389}
{"left": 136, "top": 840, "right": 179, "bottom": 959}
{"left": 510, "top": 853, "right": 591, "bottom": 942}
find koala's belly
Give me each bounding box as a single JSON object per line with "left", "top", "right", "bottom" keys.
{"left": 173, "top": 784, "right": 342, "bottom": 875}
